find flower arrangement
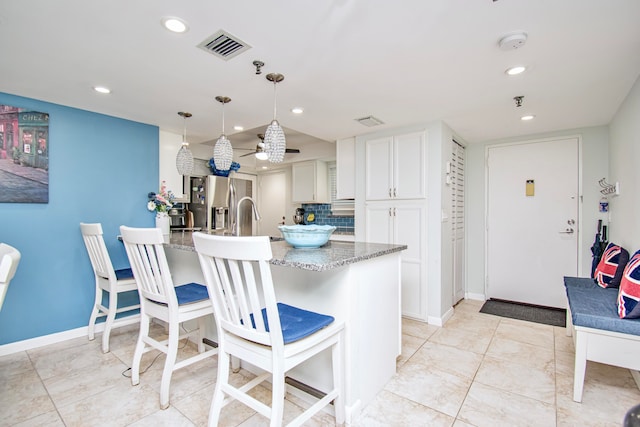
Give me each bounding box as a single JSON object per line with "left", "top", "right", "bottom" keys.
{"left": 147, "top": 181, "right": 175, "bottom": 214}
{"left": 209, "top": 158, "right": 240, "bottom": 177}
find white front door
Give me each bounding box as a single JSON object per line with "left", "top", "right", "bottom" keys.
{"left": 486, "top": 137, "right": 579, "bottom": 308}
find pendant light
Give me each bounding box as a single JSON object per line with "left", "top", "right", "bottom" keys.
{"left": 263, "top": 73, "right": 286, "bottom": 163}
{"left": 213, "top": 96, "right": 234, "bottom": 171}
{"left": 175, "top": 111, "right": 194, "bottom": 175}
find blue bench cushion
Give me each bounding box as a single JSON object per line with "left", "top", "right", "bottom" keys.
{"left": 115, "top": 267, "right": 134, "bottom": 280}
{"left": 174, "top": 282, "right": 209, "bottom": 305}
{"left": 594, "top": 243, "right": 629, "bottom": 288}
{"left": 256, "top": 303, "right": 335, "bottom": 344}
{"left": 618, "top": 251, "right": 640, "bottom": 319}
{"left": 564, "top": 276, "right": 640, "bottom": 335}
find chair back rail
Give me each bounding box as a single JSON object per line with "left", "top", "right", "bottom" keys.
{"left": 194, "top": 234, "right": 283, "bottom": 348}
{"left": 119, "top": 226, "right": 176, "bottom": 307}
{"left": 80, "top": 223, "right": 115, "bottom": 280}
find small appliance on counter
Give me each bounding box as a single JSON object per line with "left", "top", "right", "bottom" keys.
{"left": 168, "top": 204, "right": 186, "bottom": 229}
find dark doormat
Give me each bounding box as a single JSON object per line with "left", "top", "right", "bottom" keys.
{"left": 479, "top": 299, "right": 566, "bottom": 327}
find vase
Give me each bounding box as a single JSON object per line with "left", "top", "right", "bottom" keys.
{"left": 155, "top": 212, "right": 170, "bottom": 243}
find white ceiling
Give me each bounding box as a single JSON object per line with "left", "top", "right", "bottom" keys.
{"left": 1, "top": 0, "right": 639, "bottom": 166}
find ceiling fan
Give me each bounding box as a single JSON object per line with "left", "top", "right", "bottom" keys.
{"left": 239, "top": 134, "right": 300, "bottom": 158}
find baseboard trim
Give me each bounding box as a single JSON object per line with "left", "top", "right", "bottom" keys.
{"left": 0, "top": 315, "right": 140, "bottom": 356}
{"left": 465, "top": 292, "right": 486, "bottom": 301}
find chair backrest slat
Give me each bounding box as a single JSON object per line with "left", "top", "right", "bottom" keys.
{"left": 120, "top": 226, "right": 176, "bottom": 307}
{"left": 194, "top": 233, "right": 283, "bottom": 348}
{"left": 80, "top": 223, "right": 116, "bottom": 280}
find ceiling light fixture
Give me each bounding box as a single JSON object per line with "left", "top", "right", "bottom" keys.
{"left": 506, "top": 66, "right": 526, "bottom": 76}
{"left": 161, "top": 17, "right": 189, "bottom": 33}
{"left": 291, "top": 107, "right": 304, "bottom": 114}
{"left": 93, "top": 86, "right": 111, "bottom": 94}
{"left": 521, "top": 115, "right": 535, "bottom": 121}
{"left": 263, "top": 73, "right": 286, "bottom": 163}
{"left": 213, "top": 96, "right": 234, "bottom": 171}
{"left": 255, "top": 142, "right": 268, "bottom": 160}
{"left": 175, "top": 112, "right": 194, "bottom": 175}
{"left": 233, "top": 125, "right": 244, "bottom": 131}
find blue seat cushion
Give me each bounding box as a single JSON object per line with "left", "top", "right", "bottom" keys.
{"left": 115, "top": 267, "right": 134, "bottom": 280}
{"left": 564, "top": 276, "right": 640, "bottom": 335}
{"left": 256, "top": 303, "right": 335, "bottom": 344}
{"left": 175, "top": 282, "right": 209, "bottom": 305}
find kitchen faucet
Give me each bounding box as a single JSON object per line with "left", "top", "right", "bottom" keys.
{"left": 234, "top": 196, "right": 261, "bottom": 236}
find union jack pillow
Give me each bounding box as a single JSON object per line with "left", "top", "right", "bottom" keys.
{"left": 617, "top": 250, "right": 640, "bottom": 319}
{"left": 594, "top": 243, "right": 629, "bottom": 288}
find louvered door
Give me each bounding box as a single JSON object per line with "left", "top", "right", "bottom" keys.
{"left": 451, "top": 140, "right": 465, "bottom": 304}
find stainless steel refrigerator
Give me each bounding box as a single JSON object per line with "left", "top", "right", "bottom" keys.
{"left": 187, "top": 174, "right": 254, "bottom": 235}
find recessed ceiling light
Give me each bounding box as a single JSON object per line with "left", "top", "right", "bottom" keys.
{"left": 93, "top": 86, "right": 111, "bottom": 94}
{"left": 521, "top": 115, "right": 535, "bottom": 121}
{"left": 255, "top": 152, "right": 268, "bottom": 160}
{"left": 506, "top": 66, "right": 526, "bottom": 76}
{"left": 161, "top": 17, "right": 189, "bottom": 33}
{"left": 233, "top": 125, "right": 244, "bottom": 131}
{"left": 291, "top": 107, "right": 304, "bottom": 114}
{"left": 261, "top": 166, "right": 268, "bottom": 169}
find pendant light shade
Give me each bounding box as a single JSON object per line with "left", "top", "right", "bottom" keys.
{"left": 213, "top": 96, "right": 234, "bottom": 171}
{"left": 263, "top": 73, "right": 286, "bottom": 163}
{"left": 175, "top": 111, "right": 194, "bottom": 175}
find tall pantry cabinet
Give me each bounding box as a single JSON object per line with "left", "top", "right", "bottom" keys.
{"left": 363, "top": 131, "right": 428, "bottom": 320}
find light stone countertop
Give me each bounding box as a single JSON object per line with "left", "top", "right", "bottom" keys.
{"left": 168, "top": 230, "right": 406, "bottom": 272}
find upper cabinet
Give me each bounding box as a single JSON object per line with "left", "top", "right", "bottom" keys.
{"left": 336, "top": 137, "right": 355, "bottom": 199}
{"left": 365, "top": 131, "right": 426, "bottom": 201}
{"left": 292, "top": 160, "right": 328, "bottom": 203}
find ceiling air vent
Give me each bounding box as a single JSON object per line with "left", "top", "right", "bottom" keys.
{"left": 355, "top": 115, "right": 384, "bottom": 127}
{"left": 197, "top": 30, "right": 251, "bottom": 61}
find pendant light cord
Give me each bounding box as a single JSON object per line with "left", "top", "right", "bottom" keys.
{"left": 221, "top": 102, "right": 225, "bottom": 135}
{"left": 273, "top": 81, "right": 277, "bottom": 120}
{"left": 182, "top": 116, "right": 187, "bottom": 145}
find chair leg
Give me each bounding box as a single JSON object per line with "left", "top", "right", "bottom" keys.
{"left": 573, "top": 331, "right": 588, "bottom": 403}
{"left": 197, "top": 317, "right": 206, "bottom": 353}
{"left": 160, "top": 319, "right": 179, "bottom": 410}
{"left": 88, "top": 285, "right": 101, "bottom": 341}
{"left": 209, "top": 349, "right": 230, "bottom": 427}
{"left": 332, "top": 335, "right": 346, "bottom": 425}
{"left": 270, "top": 365, "right": 286, "bottom": 427}
{"left": 101, "top": 289, "right": 118, "bottom": 353}
{"left": 131, "top": 313, "right": 149, "bottom": 387}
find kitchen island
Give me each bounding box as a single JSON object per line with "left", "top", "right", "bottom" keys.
{"left": 165, "top": 231, "right": 406, "bottom": 424}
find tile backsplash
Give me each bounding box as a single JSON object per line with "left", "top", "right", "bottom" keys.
{"left": 301, "top": 203, "right": 354, "bottom": 234}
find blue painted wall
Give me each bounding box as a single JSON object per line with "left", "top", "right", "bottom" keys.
{"left": 0, "top": 92, "right": 158, "bottom": 345}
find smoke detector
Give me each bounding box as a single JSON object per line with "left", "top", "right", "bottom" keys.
{"left": 498, "top": 32, "right": 528, "bottom": 51}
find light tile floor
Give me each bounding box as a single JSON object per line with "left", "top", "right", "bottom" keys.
{"left": 2, "top": 299, "right": 639, "bottom": 426}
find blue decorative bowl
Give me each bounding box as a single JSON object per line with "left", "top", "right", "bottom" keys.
{"left": 278, "top": 225, "right": 336, "bottom": 248}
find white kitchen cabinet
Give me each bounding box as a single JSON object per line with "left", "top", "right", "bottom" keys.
{"left": 365, "top": 131, "right": 426, "bottom": 201}
{"left": 292, "top": 160, "right": 328, "bottom": 203}
{"left": 365, "top": 200, "right": 427, "bottom": 320}
{"left": 336, "top": 137, "right": 355, "bottom": 199}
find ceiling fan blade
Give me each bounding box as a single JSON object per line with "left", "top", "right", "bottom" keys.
{"left": 285, "top": 148, "right": 300, "bottom": 153}
{"left": 239, "top": 151, "right": 256, "bottom": 157}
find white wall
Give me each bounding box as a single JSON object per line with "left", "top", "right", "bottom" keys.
{"left": 465, "top": 126, "right": 609, "bottom": 298}
{"left": 608, "top": 75, "right": 640, "bottom": 250}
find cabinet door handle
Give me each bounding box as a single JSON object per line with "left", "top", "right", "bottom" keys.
{"left": 388, "top": 188, "right": 392, "bottom": 197}
{"left": 393, "top": 188, "right": 397, "bottom": 198}
{"left": 388, "top": 208, "right": 392, "bottom": 217}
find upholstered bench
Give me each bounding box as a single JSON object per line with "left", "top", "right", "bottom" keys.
{"left": 564, "top": 276, "right": 640, "bottom": 402}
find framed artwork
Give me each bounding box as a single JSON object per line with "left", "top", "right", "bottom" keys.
{"left": 0, "top": 104, "right": 49, "bottom": 203}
